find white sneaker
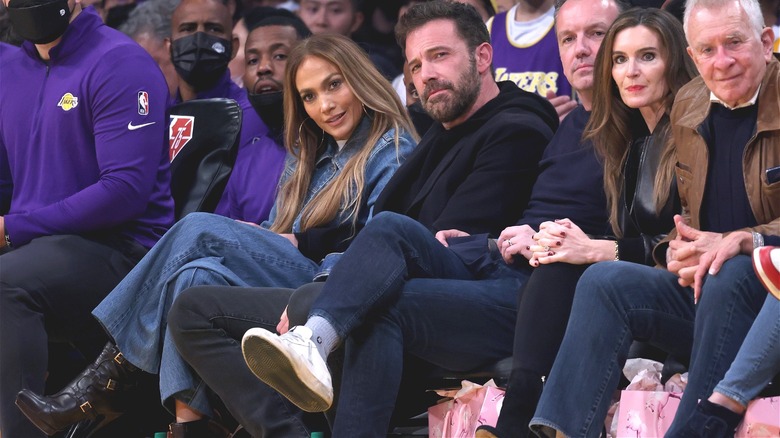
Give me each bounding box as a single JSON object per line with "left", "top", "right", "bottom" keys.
{"left": 241, "top": 326, "right": 333, "bottom": 412}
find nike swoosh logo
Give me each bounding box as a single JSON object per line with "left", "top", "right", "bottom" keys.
{"left": 127, "top": 121, "right": 156, "bottom": 131}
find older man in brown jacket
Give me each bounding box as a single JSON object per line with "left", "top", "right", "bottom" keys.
{"left": 528, "top": 0, "right": 780, "bottom": 437}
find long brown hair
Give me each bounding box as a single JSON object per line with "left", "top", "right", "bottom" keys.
{"left": 270, "top": 34, "right": 417, "bottom": 234}
{"left": 584, "top": 8, "right": 696, "bottom": 236}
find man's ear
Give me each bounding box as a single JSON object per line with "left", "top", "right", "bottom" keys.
{"left": 349, "top": 11, "right": 364, "bottom": 35}
{"left": 685, "top": 45, "right": 696, "bottom": 65}
{"left": 230, "top": 34, "right": 240, "bottom": 61}
{"left": 474, "top": 42, "right": 493, "bottom": 75}
{"left": 165, "top": 37, "right": 171, "bottom": 55}
{"left": 760, "top": 26, "right": 775, "bottom": 62}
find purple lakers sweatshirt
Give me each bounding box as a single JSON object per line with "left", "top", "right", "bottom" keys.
{"left": 0, "top": 7, "right": 174, "bottom": 249}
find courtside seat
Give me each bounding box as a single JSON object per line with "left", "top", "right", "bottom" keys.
{"left": 168, "top": 97, "right": 242, "bottom": 220}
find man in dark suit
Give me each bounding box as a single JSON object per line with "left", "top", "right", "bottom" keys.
{"left": 238, "top": 1, "right": 559, "bottom": 435}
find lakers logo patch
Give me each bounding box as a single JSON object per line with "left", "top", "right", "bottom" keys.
{"left": 57, "top": 93, "right": 78, "bottom": 111}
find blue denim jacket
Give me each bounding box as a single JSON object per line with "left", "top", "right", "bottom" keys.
{"left": 262, "top": 116, "right": 416, "bottom": 236}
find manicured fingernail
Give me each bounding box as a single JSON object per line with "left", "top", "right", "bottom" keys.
{"left": 548, "top": 251, "right": 554, "bottom": 256}
{"left": 526, "top": 246, "right": 530, "bottom": 250}
{"left": 560, "top": 232, "right": 566, "bottom": 237}
{"left": 556, "top": 241, "right": 562, "bottom": 246}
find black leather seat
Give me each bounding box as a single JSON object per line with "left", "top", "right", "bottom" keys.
{"left": 168, "top": 98, "right": 242, "bottom": 219}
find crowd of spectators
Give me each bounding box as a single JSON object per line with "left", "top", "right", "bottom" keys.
{"left": 1, "top": 0, "right": 780, "bottom": 437}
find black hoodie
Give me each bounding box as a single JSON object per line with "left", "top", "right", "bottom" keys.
{"left": 374, "top": 81, "right": 558, "bottom": 237}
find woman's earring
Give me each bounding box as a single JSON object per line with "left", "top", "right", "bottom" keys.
{"left": 297, "top": 118, "right": 307, "bottom": 141}
{"left": 299, "top": 118, "right": 325, "bottom": 148}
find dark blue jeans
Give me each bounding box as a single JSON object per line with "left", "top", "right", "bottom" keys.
{"left": 530, "top": 256, "right": 765, "bottom": 438}
{"left": 310, "top": 212, "right": 529, "bottom": 436}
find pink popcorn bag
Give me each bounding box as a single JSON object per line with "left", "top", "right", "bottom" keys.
{"left": 615, "top": 390, "right": 682, "bottom": 438}
{"left": 428, "top": 380, "right": 505, "bottom": 438}
{"left": 735, "top": 396, "right": 780, "bottom": 437}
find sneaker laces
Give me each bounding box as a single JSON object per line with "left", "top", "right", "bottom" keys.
{"left": 284, "top": 327, "right": 322, "bottom": 364}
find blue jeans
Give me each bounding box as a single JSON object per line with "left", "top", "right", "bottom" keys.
{"left": 309, "top": 212, "right": 529, "bottom": 436}
{"left": 530, "top": 256, "right": 765, "bottom": 438}
{"left": 92, "top": 213, "right": 320, "bottom": 413}
{"left": 714, "top": 295, "right": 780, "bottom": 407}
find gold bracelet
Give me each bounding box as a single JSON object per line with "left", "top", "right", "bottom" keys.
{"left": 614, "top": 241, "right": 619, "bottom": 261}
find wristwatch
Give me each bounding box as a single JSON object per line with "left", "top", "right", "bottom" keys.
{"left": 752, "top": 231, "right": 764, "bottom": 250}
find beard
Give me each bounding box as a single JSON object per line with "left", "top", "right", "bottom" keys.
{"left": 420, "top": 57, "right": 481, "bottom": 124}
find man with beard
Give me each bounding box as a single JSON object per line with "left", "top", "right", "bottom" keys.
{"left": 213, "top": 7, "right": 311, "bottom": 223}
{"left": 0, "top": 0, "right": 173, "bottom": 434}
{"left": 168, "top": 1, "right": 299, "bottom": 223}
{"left": 238, "top": 2, "right": 559, "bottom": 436}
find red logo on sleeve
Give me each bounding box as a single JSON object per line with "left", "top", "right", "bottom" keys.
{"left": 138, "top": 91, "right": 149, "bottom": 115}
{"left": 169, "top": 115, "right": 194, "bottom": 161}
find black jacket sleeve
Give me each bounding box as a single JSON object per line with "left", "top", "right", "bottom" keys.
{"left": 617, "top": 233, "right": 668, "bottom": 265}
{"left": 294, "top": 221, "right": 362, "bottom": 262}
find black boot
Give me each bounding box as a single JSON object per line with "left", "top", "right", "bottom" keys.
{"left": 488, "top": 368, "right": 545, "bottom": 438}
{"left": 667, "top": 400, "right": 743, "bottom": 438}
{"left": 167, "top": 418, "right": 232, "bottom": 438}
{"left": 15, "top": 342, "right": 140, "bottom": 436}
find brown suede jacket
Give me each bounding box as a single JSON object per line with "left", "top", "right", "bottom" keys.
{"left": 654, "top": 57, "right": 780, "bottom": 265}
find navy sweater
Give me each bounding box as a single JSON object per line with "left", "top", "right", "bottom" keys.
{"left": 519, "top": 106, "right": 611, "bottom": 236}
{"left": 701, "top": 103, "right": 758, "bottom": 233}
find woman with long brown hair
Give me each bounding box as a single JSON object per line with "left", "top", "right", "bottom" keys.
{"left": 479, "top": 8, "right": 697, "bottom": 437}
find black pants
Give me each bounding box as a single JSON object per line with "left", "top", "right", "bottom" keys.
{"left": 168, "top": 285, "right": 317, "bottom": 437}
{"left": 0, "top": 234, "right": 146, "bottom": 437}
{"left": 495, "top": 262, "right": 589, "bottom": 438}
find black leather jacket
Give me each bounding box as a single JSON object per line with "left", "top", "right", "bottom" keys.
{"left": 616, "top": 114, "right": 680, "bottom": 265}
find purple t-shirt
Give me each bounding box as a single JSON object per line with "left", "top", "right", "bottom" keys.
{"left": 187, "top": 73, "right": 286, "bottom": 224}
{"left": 0, "top": 8, "right": 174, "bottom": 249}
{"left": 490, "top": 10, "right": 572, "bottom": 98}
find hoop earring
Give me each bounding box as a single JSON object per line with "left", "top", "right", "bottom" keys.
{"left": 297, "top": 117, "right": 325, "bottom": 148}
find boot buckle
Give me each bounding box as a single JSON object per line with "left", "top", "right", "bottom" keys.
{"left": 79, "top": 401, "right": 93, "bottom": 414}
{"left": 106, "top": 379, "right": 117, "bottom": 391}
{"left": 114, "top": 352, "right": 126, "bottom": 365}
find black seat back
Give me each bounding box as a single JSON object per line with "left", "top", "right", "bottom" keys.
{"left": 168, "top": 98, "right": 242, "bottom": 220}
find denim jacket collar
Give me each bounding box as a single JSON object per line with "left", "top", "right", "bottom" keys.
{"left": 315, "top": 115, "right": 371, "bottom": 169}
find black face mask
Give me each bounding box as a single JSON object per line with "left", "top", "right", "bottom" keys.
{"left": 248, "top": 91, "right": 284, "bottom": 136}
{"left": 170, "top": 32, "right": 232, "bottom": 92}
{"left": 7, "top": 0, "right": 71, "bottom": 45}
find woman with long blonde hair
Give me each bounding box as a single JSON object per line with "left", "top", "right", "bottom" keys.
{"left": 17, "top": 33, "right": 417, "bottom": 437}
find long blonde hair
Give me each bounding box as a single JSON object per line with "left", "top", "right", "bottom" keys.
{"left": 270, "top": 34, "right": 417, "bottom": 234}
{"left": 584, "top": 8, "right": 696, "bottom": 236}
